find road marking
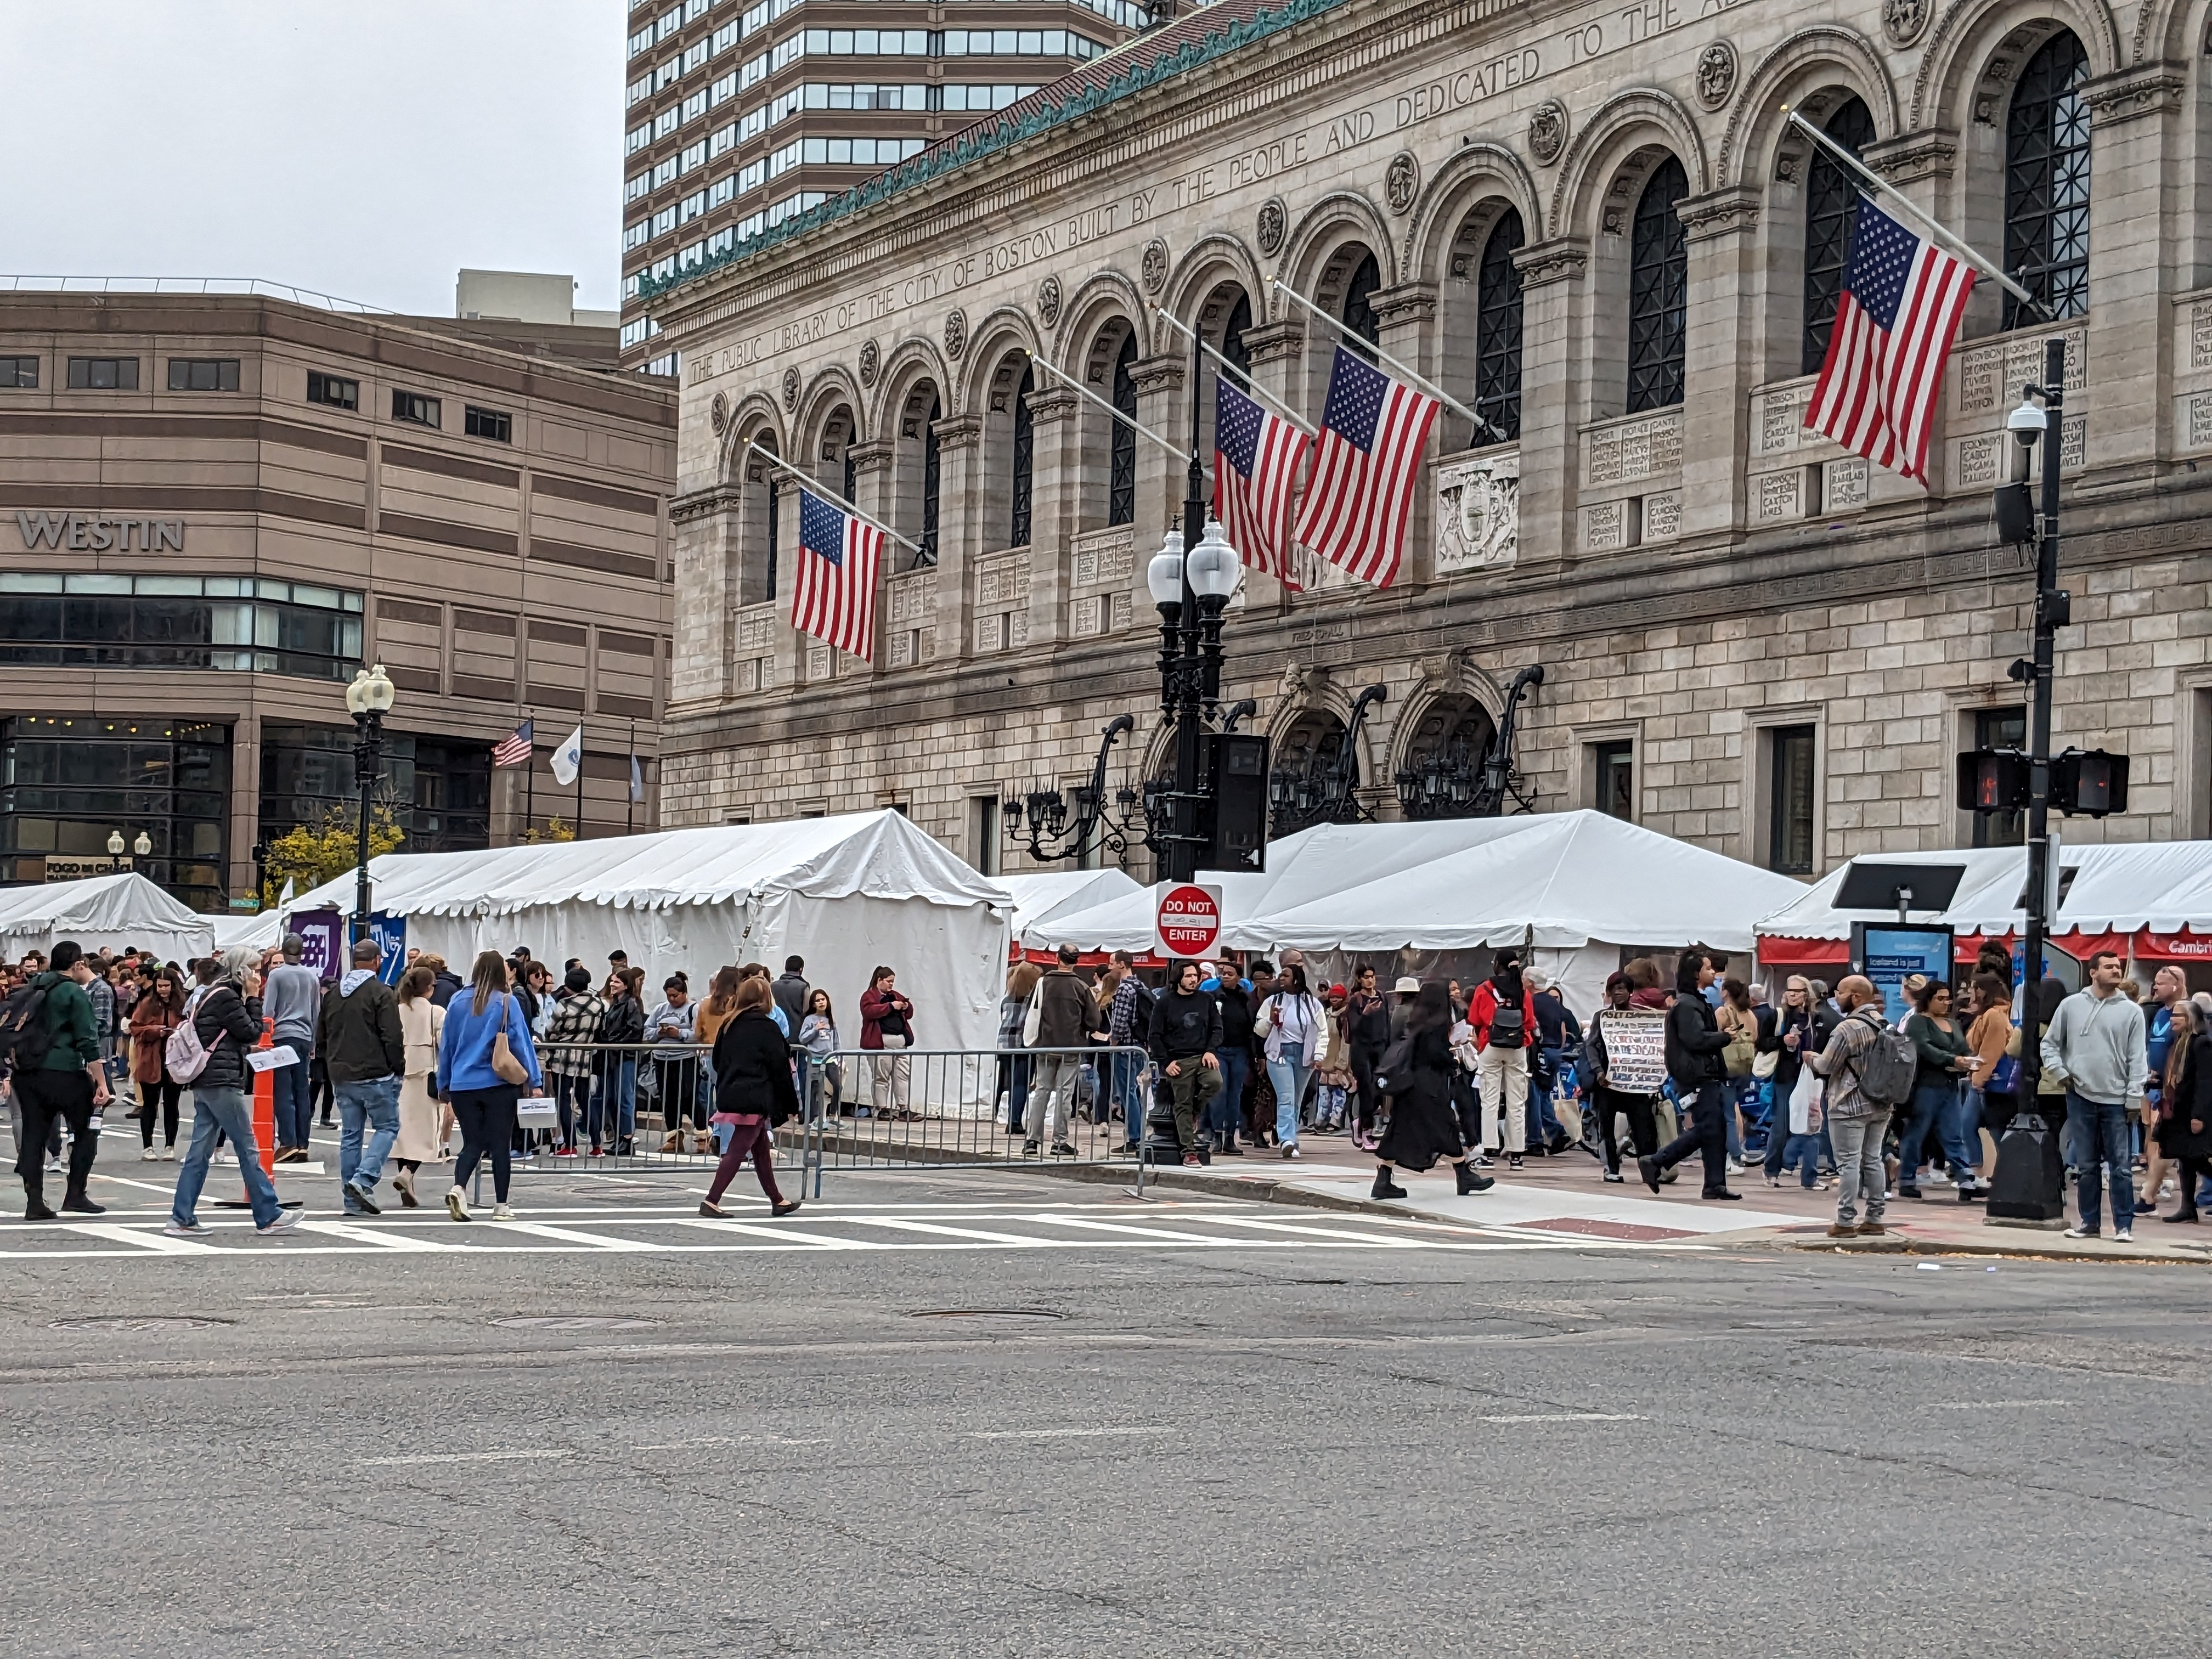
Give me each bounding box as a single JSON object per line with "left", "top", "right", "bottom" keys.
{"left": 632, "top": 1435, "right": 831, "bottom": 1451}
{"left": 1928, "top": 1399, "right": 2070, "bottom": 1410}
{"left": 483, "top": 1220, "right": 663, "bottom": 1251}
{"left": 86, "top": 1174, "right": 184, "bottom": 1195}
{"left": 60, "top": 1223, "right": 221, "bottom": 1254}
{"left": 1176, "top": 1214, "right": 1429, "bottom": 1247}
{"left": 836, "top": 1217, "right": 1052, "bottom": 1246}
{"left": 1015, "top": 1214, "right": 1240, "bottom": 1244}
{"left": 361, "top": 1449, "right": 570, "bottom": 1466}
{"left": 1470, "top": 1412, "right": 1644, "bottom": 1425}
{"left": 672, "top": 1218, "right": 867, "bottom": 1248}
{"left": 968, "top": 1427, "right": 1175, "bottom": 1441}
{"left": 297, "top": 1220, "right": 467, "bottom": 1251}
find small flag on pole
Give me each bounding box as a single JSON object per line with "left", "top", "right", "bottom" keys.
{"left": 628, "top": 751, "right": 644, "bottom": 804}
{"left": 549, "top": 723, "right": 583, "bottom": 787}
{"left": 277, "top": 878, "right": 295, "bottom": 907}
{"left": 1803, "top": 194, "right": 1975, "bottom": 486}
{"left": 492, "top": 717, "right": 533, "bottom": 768}
{"left": 793, "top": 488, "right": 883, "bottom": 662}
{"left": 1291, "top": 346, "right": 1441, "bottom": 589}
{"left": 1214, "top": 375, "right": 1311, "bottom": 589}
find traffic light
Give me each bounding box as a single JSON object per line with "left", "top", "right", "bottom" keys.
{"left": 2051, "top": 748, "right": 2129, "bottom": 817}
{"left": 1956, "top": 748, "right": 2031, "bottom": 815}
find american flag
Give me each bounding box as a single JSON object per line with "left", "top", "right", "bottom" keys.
{"left": 792, "top": 488, "right": 882, "bottom": 662}
{"left": 1213, "top": 374, "right": 1311, "bottom": 588}
{"left": 492, "top": 718, "right": 533, "bottom": 768}
{"left": 1803, "top": 194, "right": 1975, "bottom": 484}
{"left": 1291, "top": 346, "right": 1440, "bottom": 588}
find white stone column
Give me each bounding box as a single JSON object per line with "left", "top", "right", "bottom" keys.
{"left": 1370, "top": 280, "right": 1441, "bottom": 586}
{"left": 1023, "top": 383, "right": 1082, "bottom": 652}
{"left": 929, "top": 412, "right": 984, "bottom": 658}
{"left": 668, "top": 486, "right": 737, "bottom": 708}
{"left": 1508, "top": 236, "right": 1588, "bottom": 572}
{"left": 1674, "top": 187, "right": 1762, "bottom": 540}
{"left": 1236, "top": 320, "right": 1302, "bottom": 610}
{"left": 848, "top": 438, "right": 895, "bottom": 672}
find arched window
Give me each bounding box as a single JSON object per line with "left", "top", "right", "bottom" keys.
{"left": 842, "top": 448, "right": 856, "bottom": 504}
{"left": 1108, "top": 333, "right": 1137, "bottom": 526}
{"left": 1475, "top": 209, "right": 1525, "bottom": 441}
{"left": 919, "top": 392, "right": 941, "bottom": 566}
{"left": 1343, "top": 251, "right": 1381, "bottom": 359}
{"left": 1221, "top": 291, "right": 1252, "bottom": 383}
{"left": 1803, "top": 97, "right": 1877, "bottom": 375}
{"left": 763, "top": 457, "right": 780, "bottom": 600}
{"left": 1009, "top": 365, "right": 1034, "bottom": 548}
{"left": 1628, "top": 157, "right": 1688, "bottom": 413}
{"left": 2005, "top": 30, "right": 2090, "bottom": 327}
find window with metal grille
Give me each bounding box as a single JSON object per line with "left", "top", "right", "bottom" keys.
{"left": 1220, "top": 291, "right": 1252, "bottom": 383}
{"left": 1767, "top": 724, "right": 1818, "bottom": 874}
{"left": 1342, "top": 252, "right": 1380, "bottom": 362}
{"left": 1628, "top": 157, "right": 1688, "bottom": 413}
{"left": 1475, "top": 210, "right": 1525, "bottom": 441}
{"left": 1973, "top": 707, "right": 2028, "bottom": 847}
{"left": 1802, "top": 97, "right": 1876, "bottom": 375}
{"left": 1009, "top": 365, "right": 1034, "bottom": 547}
{"left": 765, "top": 458, "right": 780, "bottom": 597}
{"left": 919, "top": 393, "right": 941, "bottom": 565}
{"left": 2005, "top": 30, "right": 2090, "bottom": 328}
{"left": 1107, "top": 334, "right": 1137, "bottom": 527}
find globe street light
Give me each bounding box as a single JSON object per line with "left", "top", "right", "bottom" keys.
{"left": 344, "top": 663, "right": 397, "bottom": 945}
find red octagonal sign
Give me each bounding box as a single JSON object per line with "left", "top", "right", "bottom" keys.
{"left": 1155, "top": 883, "right": 1223, "bottom": 959}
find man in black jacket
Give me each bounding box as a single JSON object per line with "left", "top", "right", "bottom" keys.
{"left": 1639, "top": 948, "right": 1738, "bottom": 1200}
{"left": 320, "top": 938, "right": 407, "bottom": 1216}
{"left": 1148, "top": 961, "right": 1222, "bottom": 1167}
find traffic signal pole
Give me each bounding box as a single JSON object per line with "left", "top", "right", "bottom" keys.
{"left": 1988, "top": 335, "right": 2068, "bottom": 1226}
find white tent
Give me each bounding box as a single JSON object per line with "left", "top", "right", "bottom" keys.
{"left": 0, "top": 872, "right": 216, "bottom": 964}
{"left": 1227, "top": 814, "right": 1808, "bottom": 1012}
{"left": 268, "top": 812, "right": 1013, "bottom": 1050}
{"left": 991, "top": 868, "right": 1142, "bottom": 945}
{"left": 1754, "top": 840, "right": 2212, "bottom": 959}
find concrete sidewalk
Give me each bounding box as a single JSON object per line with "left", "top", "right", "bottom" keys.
{"left": 1075, "top": 1129, "right": 2212, "bottom": 1265}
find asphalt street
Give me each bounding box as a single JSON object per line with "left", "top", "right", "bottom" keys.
{"left": 1, "top": 1157, "right": 2207, "bottom": 1659}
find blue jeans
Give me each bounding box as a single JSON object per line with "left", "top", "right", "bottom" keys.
{"left": 1897, "top": 1079, "right": 1952, "bottom": 1184}
{"left": 1266, "top": 1056, "right": 1310, "bottom": 1146}
{"left": 172, "top": 1085, "right": 281, "bottom": 1229}
{"left": 1110, "top": 1053, "right": 1144, "bottom": 1146}
{"left": 2066, "top": 1091, "right": 2133, "bottom": 1232}
{"left": 589, "top": 1056, "right": 637, "bottom": 1148}
{"left": 1780, "top": 1132, "right": 1824, "bottom": 1187}
{"left": 336, "top": 1076, "right": 400, "bottom": 1206}
{"left": 270, "top": 1057, "right": 313, "bottom": 1149}
{"left": 1210, "top": 1048, "right": 1248, "bottom": 1142}
{"left": 1940, "top": 1085, "right": 1983, "bottom": 1180}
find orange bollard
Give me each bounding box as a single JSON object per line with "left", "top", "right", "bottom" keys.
{"left": 246, "top": 1015, "right": 278, "bottom": 1200}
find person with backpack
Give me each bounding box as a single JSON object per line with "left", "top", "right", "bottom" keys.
{"left": 1636, "top": 949, "right": 1739, "bottom": 1201}
{"left": 1470, "top": 952, "right": 1537, "bottom": 1169}
{"left": 1807, "top": 974, "right": 1917, "bottom": 1237}
{"left": 6, "top": 939, "right": 112, "bottom": 1218}
{"left": 163, "top": 949, "right": 300, "bottom": 1238}
{"left": 1104, "top": 950, "right": 1154, "bottom": 1151}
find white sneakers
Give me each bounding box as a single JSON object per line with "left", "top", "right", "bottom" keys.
{"left": 256, "top": 1208, "right": 303, "bottom": 1236}
{"left": 139, "top": 1146, "right": 160, "bottom": 1162}
{"left": 446, "top": 1186, "right": 470, "bottom": 1221}
{"left": 493, "top": 1204, "right": 515, "bottom": 1221}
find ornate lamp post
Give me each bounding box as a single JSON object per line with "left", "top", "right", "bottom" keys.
{"left": 343, "top": 663, "right": 397, "bottom": 945}
{"left": 1001, "top": 714, "right": 1142, "bottom": 865}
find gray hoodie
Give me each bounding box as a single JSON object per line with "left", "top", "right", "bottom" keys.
{"left": 2040, "top": 986, "right": 2148, "bottom": 1107}
{"left": 263, "top": 961, "right": 324, "bottom": 1055}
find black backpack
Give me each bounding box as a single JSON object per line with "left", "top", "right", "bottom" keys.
{"left": 0, "top": 981, "right": 55, "bottom": 1073}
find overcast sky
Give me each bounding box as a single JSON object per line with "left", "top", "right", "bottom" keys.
{"left": 0, "top": 1, "right": 622, "bottom": 316}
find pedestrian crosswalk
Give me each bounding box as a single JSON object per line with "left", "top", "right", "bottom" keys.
{"left": 0, "top": 1198, "right": 1695, "bottom": 1261}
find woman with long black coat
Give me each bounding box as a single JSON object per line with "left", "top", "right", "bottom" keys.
{"left": 699, "top": 978, "right": 803, "bottom": 1218}
{"left": 2156, "top": 999, "right": 2212, "bottom": 1224}
{"left": 1372, "top": 982, "right": 1495, "bottom": 1202}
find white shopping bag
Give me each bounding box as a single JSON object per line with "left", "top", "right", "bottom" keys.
{"left": 1787, "top": 1066, "right": 1822, "bottom": 1136}
{"left": 515, "top": 1096, "right": 559, "bottom": 1128}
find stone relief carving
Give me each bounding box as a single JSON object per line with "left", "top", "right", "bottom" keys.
{"left": 1695, "top": 42, "right": 1737, "bottom": 109}
{"left": 780, "top": 366, "right": 799, "bottom": 413}
{"left": 858, "top": 339, "right": 879, "bottom": 387}
{"left": 1882, "top": 0, "right": 1928, "bottom": 47}
{"left": 1141, "top": 239, "right": 1168, "bottom": 295}
{"left": 709, "top": 391, "right": 730, "bottom": 436}
{"left": 1385, "top": 150, "right": 1419, "bottom": 215}
{"left": 1256, "top": 197, "right": 1287, "bottom": 255}
{"left": 1527, "top": 100, "right": 1567, "bottom": 166}
{"left": 1037, "top": 275, "right": 1062, "bottom": 328}
{"left": 944, "top": 307, "right": 968, "bottom": 359}
{"left": 1435, "top": 451, "right": 1520, "bottom": 576}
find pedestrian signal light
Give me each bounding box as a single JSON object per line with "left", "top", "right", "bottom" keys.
{"left": 2050, "top": 748, "right": 2128, "bottom": 818}
{"left": 1956, "top": 748, "right": 2030, "bottom": 814}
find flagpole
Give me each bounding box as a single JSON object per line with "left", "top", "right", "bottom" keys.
{"left": 574, "top": 727, "right": 584, "bottom": 842}
{"left": 739, "top": 440, "right": 922, "bottom": 554}
{"left": 626, "top": 718, "right": 636, "bottom": 836}
{"left": 523, "top": 709, "right": 534, "bottom": 843}
{"left": 1019, "top": 350, "right": 1187, "bottom": 461}
{"left": 1784, "top": 110, "right": 2035, "bottom": 309}
{"left": 1270, "top": 279, "right": 1507, "bottom": 445}
{"left": 1150, "top": 308, "right": 1318, "bottom": 438}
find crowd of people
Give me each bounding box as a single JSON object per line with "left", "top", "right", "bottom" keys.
{"left": 6, "top": 928, "right": 2205, "bottom": 1243}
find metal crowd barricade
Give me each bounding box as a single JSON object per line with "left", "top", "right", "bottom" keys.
{"left": 512, "top": 1039, "right": 729, "bottom": 1172}
{"left": 795, "top": 1044, "right": 1156, "bottom": 1198}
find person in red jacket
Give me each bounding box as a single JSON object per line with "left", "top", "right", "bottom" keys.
{"left": 859, "top": 966, "right": 916, "bottom": 1119}
{"left": 1470, "top": 951, "right": 1538, "bottom": 1168}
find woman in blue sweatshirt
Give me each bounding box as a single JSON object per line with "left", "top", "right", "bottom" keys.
{"left": 435, "top": 950, "right": 543, "bottom": 1221}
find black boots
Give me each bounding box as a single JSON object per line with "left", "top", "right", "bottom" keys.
{"left": 1372, "top": 1167, "right": 1407, "bottom": 1200}
{"left": 21, "top": 1180, "right": 56, "bottom": 1222}
{"left": 1455, "top": 1160, "right": 1495, "bottom": 1196}
{"left": 59, "top": 1188, "right": 105, "bottom": 1215}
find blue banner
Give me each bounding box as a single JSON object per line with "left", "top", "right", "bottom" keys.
{"left": 369, "top": 913, "right": 407, "bottom": 985}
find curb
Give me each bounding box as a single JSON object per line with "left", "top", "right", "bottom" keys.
{"left": 1787, "top": 1232, "right": 2212, "bottom": 1266}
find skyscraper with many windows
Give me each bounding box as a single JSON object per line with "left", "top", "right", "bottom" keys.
{"left": 618, "top": 0, "right": 1151, "bottom": 374}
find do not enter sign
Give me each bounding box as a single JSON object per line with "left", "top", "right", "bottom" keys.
{"left": 1155, "top": 883, "right": 1223, "bottom": 958}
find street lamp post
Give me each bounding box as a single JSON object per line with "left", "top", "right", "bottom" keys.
{"left": 1987, "top": 336, "right": 2069, "bottom": 1224}
{"left": 344, "top": 663, "right": 397, "bottom": 947}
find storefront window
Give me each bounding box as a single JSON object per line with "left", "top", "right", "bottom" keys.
{"left": 0, "top": 718, "right": 232, "bottom": 911}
